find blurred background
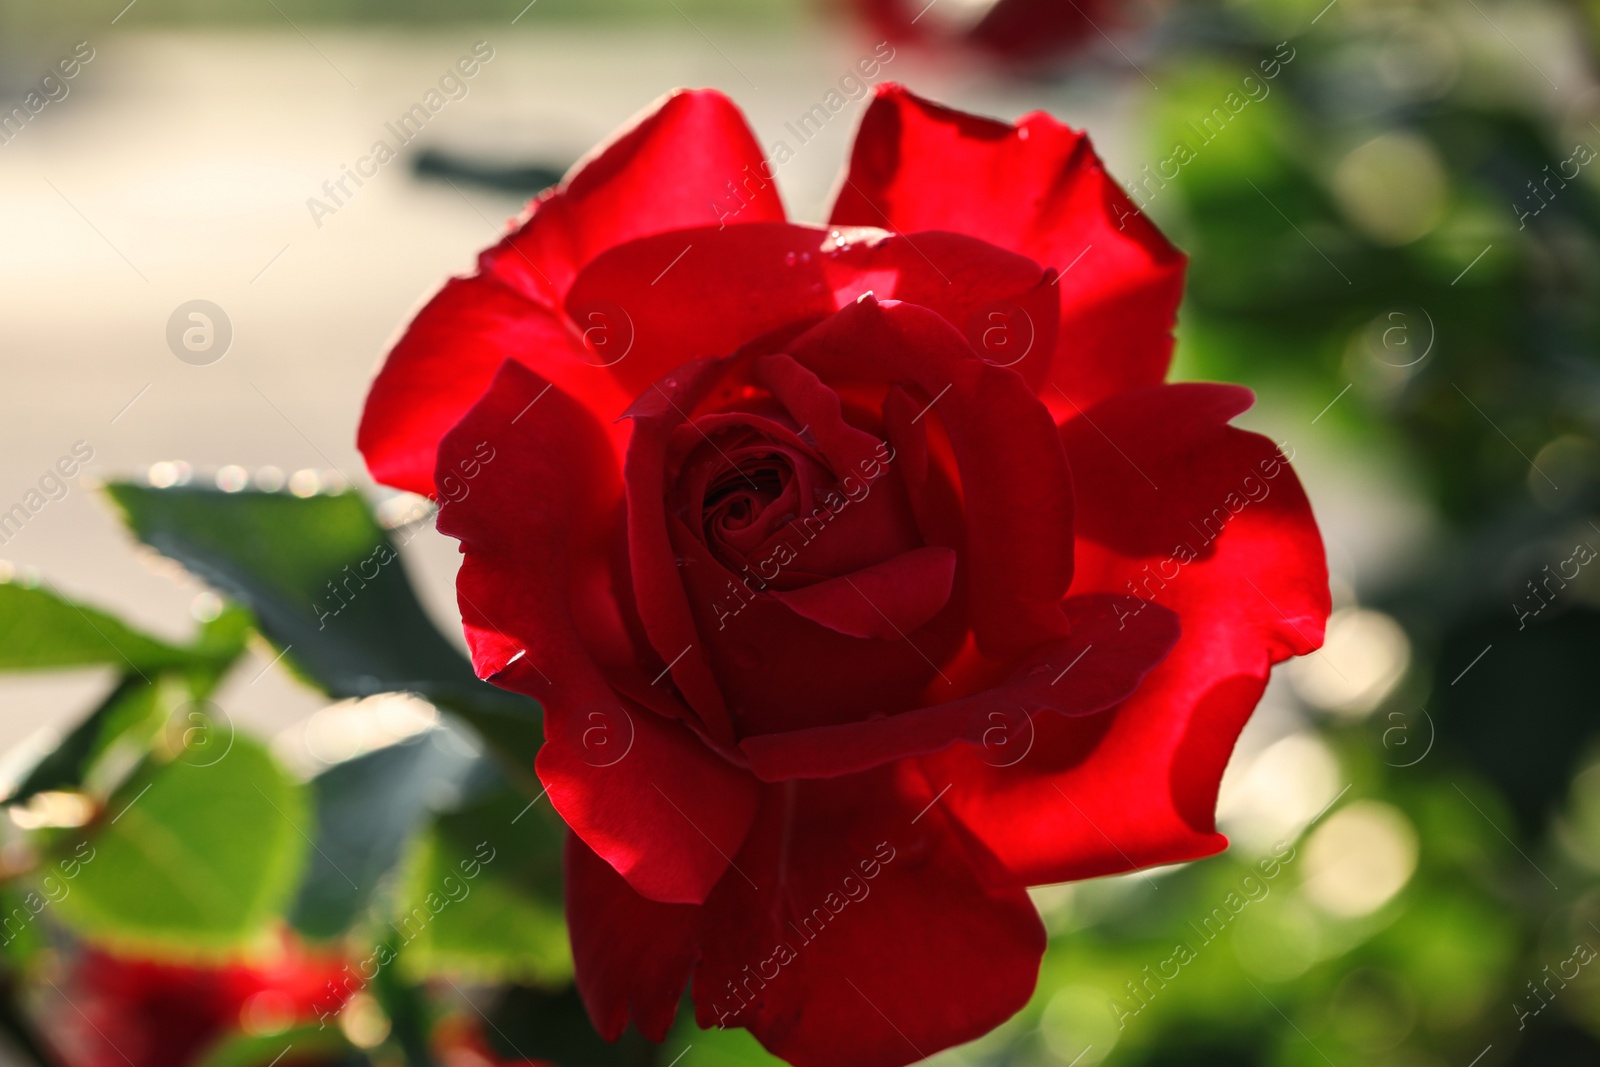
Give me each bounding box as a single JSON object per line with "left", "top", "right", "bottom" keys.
{"left": 1, "top": 0, "right": 1598, "bottom": 1064}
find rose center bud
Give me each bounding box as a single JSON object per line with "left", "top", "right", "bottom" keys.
{"left": 663, "top": 394, "right": 966, "bottom": 738}
{"left": 691, "top": 437, "right": 827, "bottom": 581}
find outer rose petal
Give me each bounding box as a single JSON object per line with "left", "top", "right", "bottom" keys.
{"left": 692, "top": 766, "right": 1045, "bottom": 1067}
{"left": 565, "top": 223, "right": 1059, "bottom": 393}
{"left": 566, "top": 833, "right": 699, "bottom": 1042}
{"left": 357, "top": 276, "right": 630, "bottom": 496}
{"left": 925, "top": 383, "right": 1330, "bottom": 883}
{"left": 484, "top": 88, "right": 786, "bottom": 307}
{"left": 831, "top": 84, "right": 1186, "bottom": 410}
{"left": 437, "top": 361, "right": 758, "bottom": 904}
{"left": 359, "top": 88, "right": 780, "bottom": 494}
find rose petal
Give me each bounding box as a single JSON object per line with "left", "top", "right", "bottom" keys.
{"left": 924, "top": 383, "right": 1330, "bottom": 884}
{"left": 484, "top": 88, "right": 786, "bottom": 307}
{"left": 357, "top": 275, "right": 630, "bottom": 496}
{"left": 691, "top": 767, "right": 1045, "bottom": 1067}
{"left": 566, "top": 832, "right": 700, "bottom": 1042}
{"left": 752, "top": 352, "right": 887, "bottom": 476}
{"left": 564, "top": 223, "right": 1057, "bottom": 392}
{"left": 770, "top": 546, "right": 957, "bottom": 640}
{"left": 437, "top": 360, "right": 758, "bottom": 904}
{"left": 536, "top": 705, "right": 761, "bottom": 906}
{"left": 740, "top": 594, "right": 1178, "bottom": 781}
{"left": 882, "top": 383, "right": 965, "bottom": 552}
{"left": 831, "top": 84, "right": 1186, "bottom": 410}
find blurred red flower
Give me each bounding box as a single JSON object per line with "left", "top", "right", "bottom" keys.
{"left": 853, "top": 0, "right": 1147, "bottom": 62}
{"left": 359, "top": 83, "right": 1328, "bottom": 1067}
{"left": 44, "top": 936, "right": 351, "bottom": 1067}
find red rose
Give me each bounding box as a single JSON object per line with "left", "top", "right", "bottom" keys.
{"left": 45, "top": 936, "right": 350, "bottom": 1067}
{"left": 855, "top": 0, "right": 1139, "bottom": 61}
{"left": 358, "top": 84, "right": 1328, "bottom": 1067}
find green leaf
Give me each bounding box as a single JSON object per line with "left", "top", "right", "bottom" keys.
{"left": 4, "top": 603, "right": 253, "bottom": 804}
{"left": 0, "top": 883, "right": 50, "bottom": 967}
{"left": 0, "top": 579, "right": 192, "bottom": 674}
{"left": 661, "top": 1020, "right": 786, "bottom": 1067}
{"left": 194, "top": 1023, "right": 366, "bottom": 1067}
{"left": 392, "top": 786, "right": 570, "bottom": 986}
{"left": 104, "top": 485, "right": 540, "bottom": 783}
{"left": 291, "top": 730, "right": 487, "bottom": 940}
{"left": 53, "top": 735, "right": 308, "bottom": 955}
{"left": 184, "top": 604, "right": 256, "bottom": 690}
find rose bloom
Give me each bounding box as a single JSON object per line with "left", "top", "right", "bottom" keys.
{"left": 358, "top": 85, "right": 1328, "bottom": 1067}
{"left": 43, "top": 937, "right": 351, "bottom": 1067}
